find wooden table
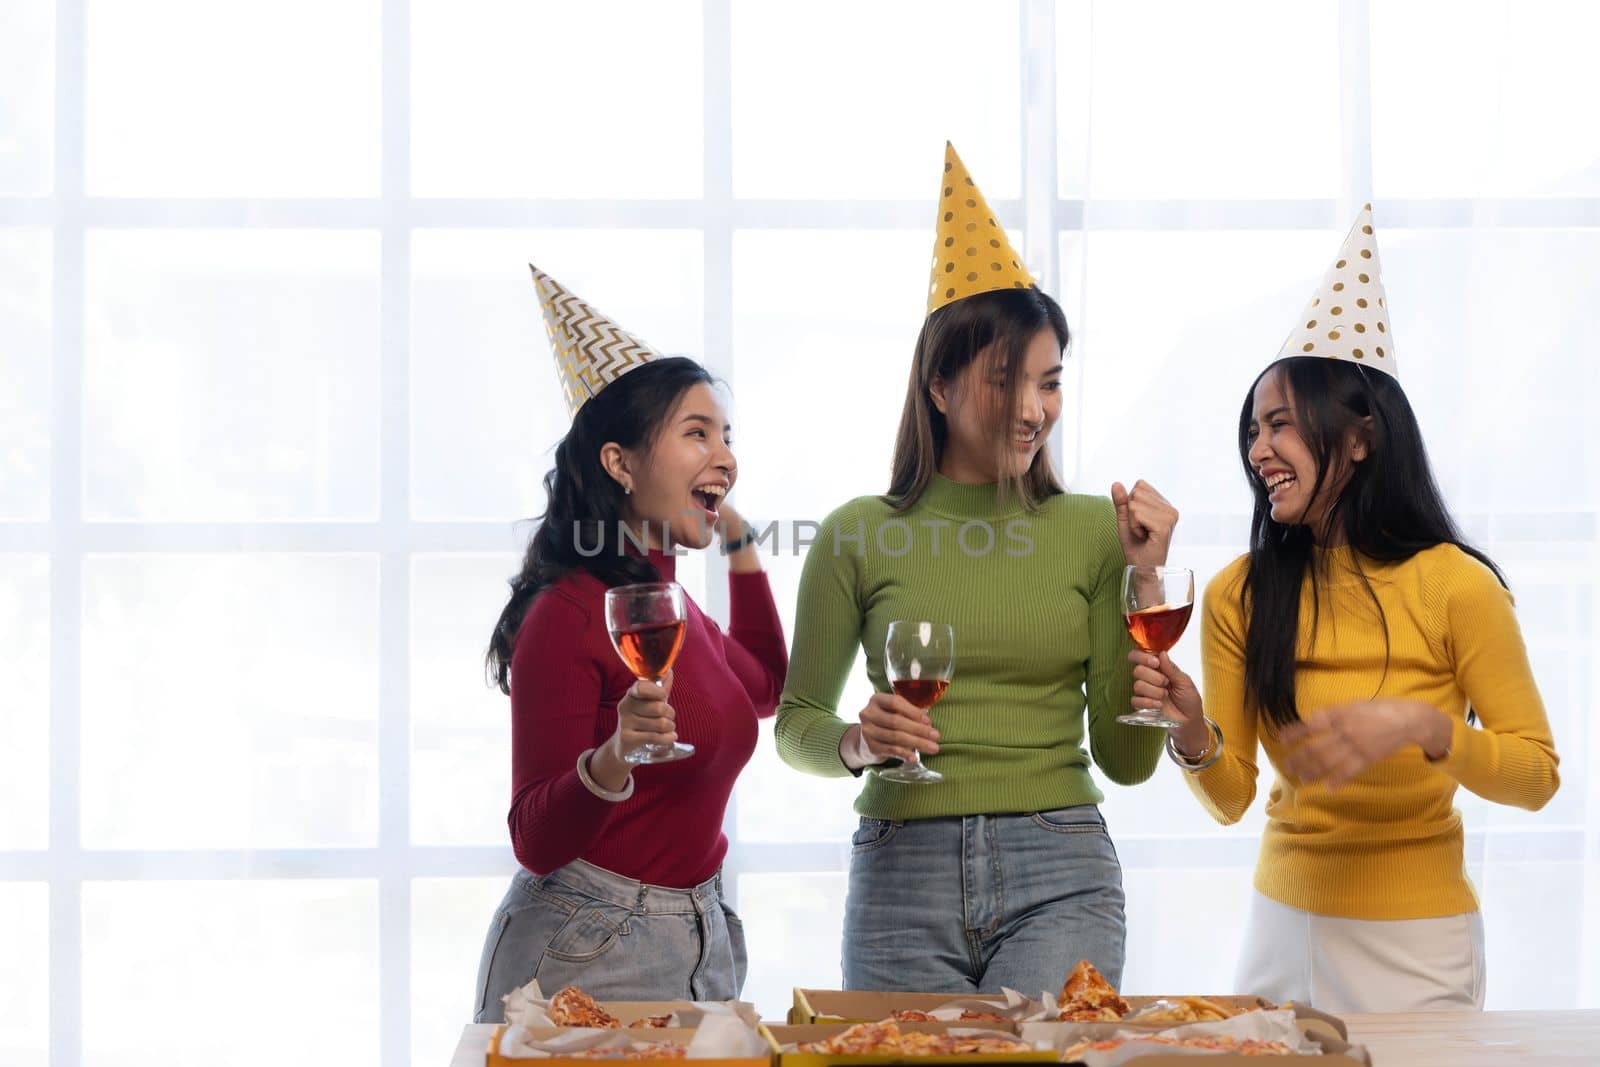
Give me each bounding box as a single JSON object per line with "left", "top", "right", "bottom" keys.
{"left": 449, "top": 1011, "right": 1600, "bottom": 1066}
{"left": 1341, "top": 1010, "right": 1600, "bottom": 1064}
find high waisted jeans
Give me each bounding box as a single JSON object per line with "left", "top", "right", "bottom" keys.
{"left": 474, "top": 860, "right": 747, "bottom": 1023}
{"left": 843, "top": 805, "right": 1126, "bottom": 996}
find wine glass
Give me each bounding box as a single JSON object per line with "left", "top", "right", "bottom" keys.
{"left": 604, "top": 582, "right": 694, "bottom": 764}
{"left": 1117, "top": 565, "right": 1195, "bottom": 728}
{"left": 879, "top": 620, "right": 954, "bottom": 784}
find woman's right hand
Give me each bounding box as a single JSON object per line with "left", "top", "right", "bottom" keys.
{"left": 1128, "top": 649, "right": 1209, "bottom": 755}
{"left": 857, "top": 691, "right": 941, "bottom": 764}
{"left": 605, "top": 670, "right": 678, "bottom": 761}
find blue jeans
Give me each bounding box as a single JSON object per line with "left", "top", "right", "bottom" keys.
{"left": 473, "top": 860, "right": 747, "bottom": 1023}
{"left": 842, "top": 806, "right": 1126, "bottom": 995}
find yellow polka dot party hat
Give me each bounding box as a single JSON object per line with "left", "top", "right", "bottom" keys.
{"left": 530, "top": 263, "right": 664, "bottom": 418}
{"left": 1275, "top": 205, "right": 1398, "bottom": 379}
{"left": 926, "top": 142, "right": 1035, "bottom": 316}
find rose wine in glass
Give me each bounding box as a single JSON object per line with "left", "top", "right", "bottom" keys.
{"left": 880, "top": 620, "right": 954, "bottom": 784}
{"left": 1117, "top": 566, "right": 1195, "bottom": 728}
{"left": 605, "top": 582, "right": 694, "bottom": 764}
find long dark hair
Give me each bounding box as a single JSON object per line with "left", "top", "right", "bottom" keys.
{"left": 1239, "top": 356, "right": 1503, "bottom": 728}
{"left": 887, "top": 286, "right": 1069, "bottom": 510}
{"left": 485, "top": 356, "right": 716, "bottom": 694}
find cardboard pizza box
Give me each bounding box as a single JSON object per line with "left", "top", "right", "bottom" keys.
{"left": 766, "top": 1022, "right": 1057, "bottom": 1067}
{"left": 487, "top": 1025, "right": 770, "bottom": 1067}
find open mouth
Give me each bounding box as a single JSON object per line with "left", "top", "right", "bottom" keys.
{"left": 1263, "top": 471, "right": 1297, "bottom": 498}
{"left": 692, "top": 483, "right": 726, "bottom": 515}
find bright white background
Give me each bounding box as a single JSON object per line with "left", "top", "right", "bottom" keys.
{"left": 1, "top": 1, "right": 1597, "bottom": 1065}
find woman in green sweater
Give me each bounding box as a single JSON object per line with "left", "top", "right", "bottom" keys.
{"left": 774, "top": 144, "right": 1177, "bottom": 994}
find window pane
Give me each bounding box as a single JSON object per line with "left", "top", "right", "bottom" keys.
{"left": 0, "top": 228, "right": 51, "bottom": 520}
{"left": 730, "top": 230, "right": 934, "bottom": 845}
{"left": 0, "top": 555, "right": 48, "bottom": 849}
{"left": 83, "top": 231, "right": 380, "bottom": 521}
{"left": 0, "top": 0, "right": 52, "bottom": 195}
{"left": 736, "top": 873, "right": 846, "bottom": 1022}
{"left": 730, "top": 231, "right": 930, "bottom": 523}
{"left": 1372, "top": 0, "right": 1600, "bottom": 197}
{"left": 0, "top": 883, "right": 47, "bottom": 1067}
{"left": 410, "top": 229, "right": 703, "bottom": 520}
{"left": 1075, "top": 0, "right": 1339, "bottom": 199}
{"left": 82, "top": 881, "right": 378, "bottom": 1067}
{"left": 1479, "top": 861, "right": 1585, "bottom": 1008}
{"left": 733, "top": 1, "right": 1020, "bottom": 199}
{"left": 412, "top": 877, "right": 510, "bottom": 1063}
{"left": 81, "top": 555, "right": 379, "bottom": 849}
{"left": 1074, "top": 230, "right": 1338, "bottom": 512}
{"left": 85, "top": 0, "right": 379, "bottom": 195}
{"left": 412, "top": 0, "right": 702, "bottom": 198}
{"left": 1377, "top": 229, "right": 1600, "bottom": 515}
{"left": 411, "top": 555, "right": 517, "bottom": 846}
{"left": 739, "top": 716, "right": 863, "bottom": 847}
{"left": 1122, "top": 866, "right": 1253, "bottom": 994}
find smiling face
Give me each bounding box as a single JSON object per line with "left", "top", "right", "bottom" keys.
{"left": 1246, "top": 367, "right": 1369, "bottom": 540}
{"left": 610, "top": 382, "right": 735, "bottom": 550}
{"left": 931, "top": 326, "right": 1064, "bottom": 483}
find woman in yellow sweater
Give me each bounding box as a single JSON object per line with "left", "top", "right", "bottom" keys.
{"left": 1130, "top": 208, "right": 1559, "bottom": 1013}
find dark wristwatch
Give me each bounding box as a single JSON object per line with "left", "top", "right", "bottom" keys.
{"left": 722, "top": 522, "right": 757, "bottom": 554}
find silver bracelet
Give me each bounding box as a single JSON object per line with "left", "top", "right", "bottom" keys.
{"left": 575, "top": 748, "right": 635, "bottom": 802}
{"left": 1165, "top": 718, "right": 1224, "bottom": 772}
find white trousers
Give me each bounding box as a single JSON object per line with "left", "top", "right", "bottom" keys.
{"left": 1234, "top": 891, "right": 1485, "bottom": 1014}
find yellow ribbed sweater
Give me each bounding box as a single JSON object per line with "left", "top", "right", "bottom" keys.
{"left": 1193, "top": 544, "right": 1560, "bottom": 920}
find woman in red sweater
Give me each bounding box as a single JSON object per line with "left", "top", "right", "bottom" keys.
{"left": 472, "top": 268, "right": 786, "bottom": 1020}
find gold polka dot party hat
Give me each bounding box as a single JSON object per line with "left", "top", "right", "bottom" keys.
{"left": 530, "top": 263, "right": 664, "bottom": 418}
{"left": 926, "top": 142, "right": 1035, "bottom": 316}
{"left": 1275, "top": 205, "right": 1398, "bottom": 379}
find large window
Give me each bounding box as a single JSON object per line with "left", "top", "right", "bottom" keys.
{"left": 2, "top": 2, "right": 1597, "bottom": 1064}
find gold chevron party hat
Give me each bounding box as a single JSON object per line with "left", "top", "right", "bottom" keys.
{"left": 530, "top": 264, "right": 664, "bottom": 417}
{"left": 1275, "top": 205, "right": 1398, "bottom": 379}
{"left": 926, "top": 142, "right": 1035, "bottom": 315}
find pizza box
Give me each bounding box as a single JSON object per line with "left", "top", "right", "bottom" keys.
{"left": 486, "top": 1025, "right": 769, "bottom": 1067}
{"left": 1023, "top": 999, "right": 1346, "bottom": 1040}
{"left": 1048, "top": 1023, "right": 1370, "bottom": 1066}
{"left": 788, "top": 989, "right": 1339, "bottom": 1036}
{"left": 551, "top": 1000, "right": 762, "bottom": 1029}
{"left": 765, "top": 1022, "right": 1057, "bottom": 1067}
{"left": 788, "top": 990, "right": 1018, "bottom": 1026}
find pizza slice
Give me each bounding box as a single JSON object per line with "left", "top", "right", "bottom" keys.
{"left": 568, "top": 1044, "right": 688, "bottom": 1059}
{"left": 548, "top": 986, "right": 622, "bottom": 1029}
{"left": 1056, "top": 959, "right": 1129, "bottom": 1022}
{"left": 1061, "top": 1034, "right": 1294, "bottom": 1060}
{"left": 797, "top": 1020, "right": 903, "bottom": 1054}
{"left": 628, "top": 1014, "right": 675, "bottom": 1029}
{"left": 940, "top": 1033, "right": 1032, "bottom": 1055}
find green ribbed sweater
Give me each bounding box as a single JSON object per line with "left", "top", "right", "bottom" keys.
{"left": 775, "top": 473, "right": 1165, "bottom": 819}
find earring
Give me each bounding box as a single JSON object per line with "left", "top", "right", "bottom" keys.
{"left": 624, "top": 484, "right": 632, "bottom": 495}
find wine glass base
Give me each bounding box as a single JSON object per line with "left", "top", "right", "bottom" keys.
{"left": 624, "top": 741, "right": 696, "bottom": 765}
{"left": 876, "top": 762, "right": 943, "bottom": 784}
{"left": 1116, "top": 710, "right": 1184, "bottom": 729}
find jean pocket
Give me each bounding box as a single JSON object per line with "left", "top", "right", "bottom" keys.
{"left": 476, "top": 895, "right": 567, "bottom": 1021}
{"left": 1030, "top": 804, "right": 1108, "bottom": 834}
{"left": 720, "top": 900, "right": 749, "bottom": 995}
{"left": 850, "top": 817, "right": 901, "bottom": 852}
{"left": 543, "top": 899, "right": 634, "bottom": 963}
